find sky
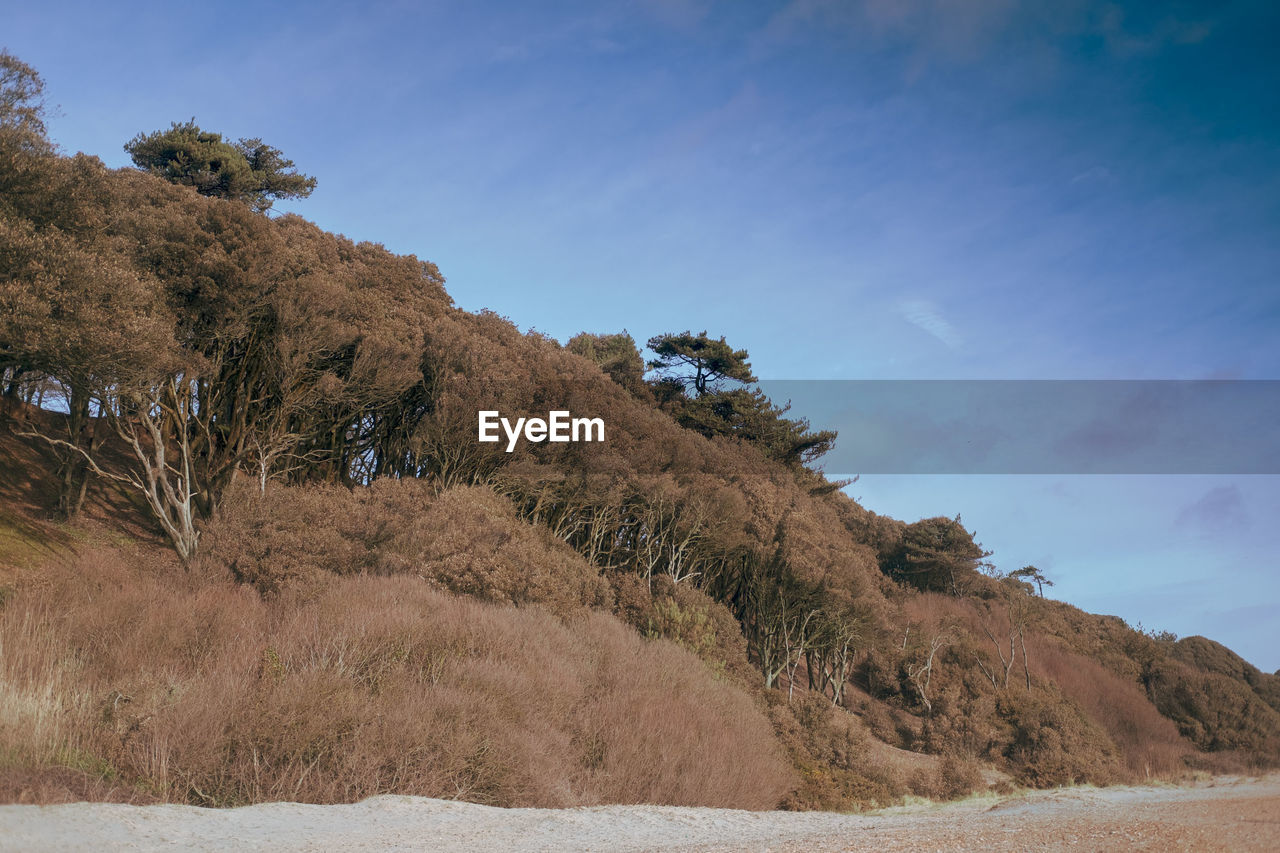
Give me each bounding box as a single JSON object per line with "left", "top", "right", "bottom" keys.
{"left": 4, "top": 0, "right": 1278, "bottom": 669}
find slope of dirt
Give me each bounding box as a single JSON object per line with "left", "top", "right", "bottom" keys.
{"left": 1, "top": 775, "right": 1276, "bottom": 852}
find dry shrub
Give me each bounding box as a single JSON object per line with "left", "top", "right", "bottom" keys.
{"left": 1171, "top": 636, "right": 1280, "bottom": 715}
{"left": 205, "top": 479, "right": 610, "bottom": 616}
{"left": 993, "top": 686, "right": 1125, "bottom": 788}
{"left": 0, "top": 766, "right": 159, "bottom": 805}
{"left": 0, "top": 547, "right": 790, "bottom": 808}
{"left": 1034, "top": 641, "right": 1189, "bottom": 779}
{"left": 202, "top": 478, "right": 401, "bottom": 592}
{"left": 390, "top": 485, "right": 612, "bottom": 616}
{"left": 936, "top": 753, "right": 984, "bottom": 799}
{"left": 1143, "top": 656, "right": 1280, "bottom": 763}
{"left": 1185, "top": 748, "right": 1251, "bottom": 775}
{"left": 895, "top": 591, "right": 1199, "bottom": 782}
{"left": 904, "top": 752, "right": 982, "bottom": 801}
{"left": 611, "top": 573, "right": 756, "bottom": 686}
{"left": 770, "top": 693, "right": 905, "bottom": 810}
{"left": 847, "top": 690, "right": 899, "bottom": 745}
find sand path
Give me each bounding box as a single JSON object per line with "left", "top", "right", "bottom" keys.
{"left": 2, "top": 774, "right": 1277, "bottom": 852}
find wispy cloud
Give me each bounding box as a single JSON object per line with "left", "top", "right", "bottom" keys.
{"left": 1071, "top": 165, "right": 1112, "bottom": 184}
{"left": 1175, "top": 485, "right": 1250, "bottom": 537}
{"left": 897, "top": 299, "right": 962, "bottom": 348}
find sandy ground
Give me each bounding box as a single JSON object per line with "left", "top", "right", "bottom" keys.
{"left": 2, "top": 775, "right": 1277, "bottom": 852}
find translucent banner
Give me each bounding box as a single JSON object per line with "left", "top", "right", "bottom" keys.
{"left": 755, "top": 380, "right": 1280, "bottom": 474}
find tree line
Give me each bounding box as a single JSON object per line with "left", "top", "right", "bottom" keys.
{"left": 1, "top": 51, "right": 996, "bottom": 700}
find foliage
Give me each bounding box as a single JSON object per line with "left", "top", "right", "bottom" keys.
{"left": 0, "top": 548, "right": 791, "bottom": 808}
{"left": 993, "top": 687, "right": 1125, "bottom": 787}
{"left": 1142, "top": 656, "right": 1280, "bottom": 758}
{"left": 646, "top": 330, "right": 754, "bottom": 396}
{"left": 124, "top": 120, "right": 316, "bottom": 212}
{"left": 768, "top": 693, "right": 908, "bottom": 810}
{"left": 883, "top": 516, "right": 992, "bottom": 594}
{"left": 673, "top": 387, "right": 838, "bottom": 469}
{"left": 205, "top": 478, "right": 610, "bottom": 617}
{"left": 0, "top": 50, "right": 55, "bottom": 208}
{"left": 0, "top": 51, "right": 46, "bottom": 139}
{"left": 612, "top": 573, "right": 755, "bottom": 686}
{"left": 566, "top": 331, "right": 647, "bottom": 395}
{"left": 1171, "top": 635, "right": 1280, "bottom": 714}
{"left": 1007, "top": 565, "right": 1053, "bottom": 597}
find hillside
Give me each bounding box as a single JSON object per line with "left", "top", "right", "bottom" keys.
{"left": 2, "top": 52, "right": 1278, "bottom": 810}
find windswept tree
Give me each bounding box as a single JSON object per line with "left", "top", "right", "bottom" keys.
{"left": 125, "top": 120, "right": 316, "bottom": 212}
{"left": 1008, "top": 565, "right": 1054, "bottom": 597}
{"left": 676, "top": 387, "right": 837, "bottom": 469}
{"left": 644, "top": 330, "right": 835, "bottom": 469}
{"left": 647, "top": 331, "right": 754, "bottom": 397}
{"left": 885, "top": 515, "right": 992, "bottom": 595}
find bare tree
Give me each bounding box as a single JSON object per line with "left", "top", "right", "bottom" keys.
{"left": 112, "top": 378, "right": 203, "bottom": 561}
{"left": 806, "top": 608, "right": 862, "bottom": 706}
{"left": 977, "top": 599, "right": 1033, "bottom": 691}
{"left": 905, "top": 629, "right": 951, "bottom": 715}
{"left": 22, "top": 377, "right": 203, "bottom": 561}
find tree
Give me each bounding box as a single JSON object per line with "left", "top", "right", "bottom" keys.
{"left": 1008, "top": 565, "right": 1053, "bottom": 597}
{"left": 904, "top": 628, "right": 951, "bottom": 715}
{"left": 886, "top": 515, "right": 992, "bottom": 594}
{"left": 124, "top": 120, "right": 315, "bottom": 212}
{"left": 0, "top": 51, "right": 56, "bottom": 214}
{"left": 0, "top": 50, "right": 49, "bottom": 148}
{"left": 566, "top": 331, "right": 646, "bottom": 394}
{"left": 1, "top": 152, "right": 176, "bottom": 517}
{"left": 675, "top": 386, "right": 837, "bottom": 468}
{"left": 647, "top": 331, "right": 755, "bottom": 397}
{"left": 805, "top": 603, "right": 865, "bottom": 706}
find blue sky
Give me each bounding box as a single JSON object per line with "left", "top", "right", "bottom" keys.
{"left": 5, "top": 1, "right": 1278, "bottom": 669}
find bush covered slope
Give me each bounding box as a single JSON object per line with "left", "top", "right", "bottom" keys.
{"left": 1, "top": 52, "right": 1277, "bottom": 809}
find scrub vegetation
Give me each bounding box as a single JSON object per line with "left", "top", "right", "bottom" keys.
{"left": 2, "top": 52, "right": 1277, "bottom": 809}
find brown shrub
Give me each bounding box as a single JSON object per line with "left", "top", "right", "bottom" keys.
{"left": 770, "top": 693, "right": 905, "bottom": 811}
{"left": 1033, "top": 641, "right": 1189, "bottom": 779}
{"left": 895, "top": 591, "right": 1201, "bottom": 781}
{"left": 0, "top": 547, "right": 789, "bottom": 808}
{"left": 0, "top": 766, "right": 160, "bottom": 805}
{"left": 847, "top": 691, "right": 901, "bottom": 746}
{"left": 1171, "top": 635, "right": 1280, "bottom": 715}
{"left": 993, "top": 686, "right": 1125, "bottom": 788}
{"left": 392, "top": 484, "right": 612, "bottom": 616}
{"left": 936, "top": 753, "right": 984, "bottom": 800}
{"left": 202, "top": 478, "right": 396, "bottom": 592}
{"left": 205, "top": 479, "right": 610, "bottom": 616}
{"left": 611, "top": 573, "right": 756, "bottom": 686}
{"left": 1143, "top": 656, "right": 1280, "bottom": 762}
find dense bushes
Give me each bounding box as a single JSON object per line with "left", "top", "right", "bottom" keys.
{"left": 205, "top": 478, "right": 610, "bottom": 616}
{"left": 1172, "top": 636, "right": 1280, "bottom": 714}
{"left": 993, "top": 687, "right": 1124, "bottom": 787}
{"left": 1032, "top": 642, "right": 1189, "bottom": 778}
{"left": 769, "top": 693, "right": 903, "bottom": 810}
{"left": 1144, "top": 657, "right": 1280, "bottom": 760}
{"left": 0, "top": 547, "right": 791, "bottom": 808}
{"left": 612, "top": 573, "right": 756, "bottom": 686}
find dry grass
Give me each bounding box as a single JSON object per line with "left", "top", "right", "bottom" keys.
{"left": 0, "top": 546, "right": 791, "bottom": 808}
